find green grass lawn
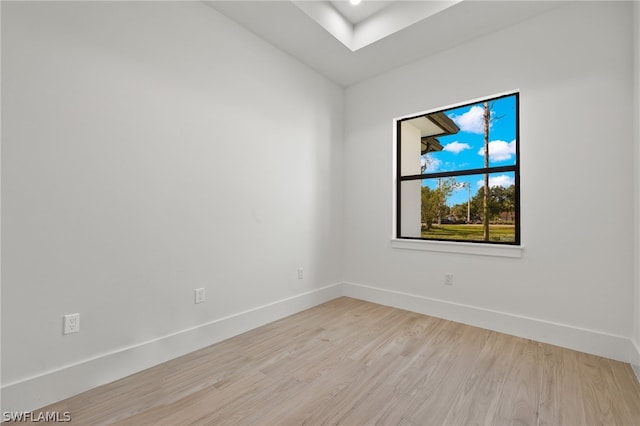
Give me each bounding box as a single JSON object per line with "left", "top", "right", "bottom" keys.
{"left": 421, "top": 224, "right": 515, "bottom": 242}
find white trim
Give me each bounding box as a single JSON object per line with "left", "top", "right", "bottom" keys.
{"left": 342, "top": 281, "right": 634, "bottom": 364}
{"left": 391, "top": 238, "right": 523, "bottom": 258}
{"left": 632, "top": 339, "right": 640, "bottom": 384}
{"left": 0, "top": 283, "right": 343, "bottom": 413}
{"left": 633, "top": 364, "right": 640, "bottom": 385}
{"left": 394, "top": 89, "right": 520, "bottom": 123}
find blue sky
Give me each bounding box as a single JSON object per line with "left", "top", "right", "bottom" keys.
{"left": 422, "top": 94, "right": 517, "bottom": 206}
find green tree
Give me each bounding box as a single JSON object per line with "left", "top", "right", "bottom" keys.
{"left": 491, "top": 185, "right": 515, "bottom": 221}
{"left": 435, "top": 178, "right": 457, "bottom": 225}
{"left": 470, "top": 184, "right": 515, "bottom": 222}
{"left": 450, "top": 203, "right": 468, "bottom": 222}
{"left": 421, "top": 178, "right": 457, "bottom": 229}
{"left": 503, "top": 185, "right": 515, "bottom": 221}
{"left": 421, "top": 186, "right": 438, "bottom": 230}
{"left": 471, "top": 190, "right": 484, "bottom": 221}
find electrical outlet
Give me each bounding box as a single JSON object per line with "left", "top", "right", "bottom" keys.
{"left": 444, "top": 273, "right": 454, "bottom": 286}
{"left": 195, "top": 288, "right": 206, "bottom": 304}
{"left": 63, "top": 313, "right": 80, "bottom": 334}
{"left": 297, "top": 268, "right": 303, "bottom": 280}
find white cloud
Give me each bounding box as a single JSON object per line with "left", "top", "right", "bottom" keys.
{"left": 476, "top": 174, "right": 515, "bottom": 189}
{"left": 478, "top": 139, "right": 516, "bottom": 162}
{"left": 450, "top": 106, "right": 487, "bottom": 134}
{"left": 443, "top": 141, "right": 471, "bottom": 154}
{"left": 421, "top": 156, "right": 441, "bottom": 172}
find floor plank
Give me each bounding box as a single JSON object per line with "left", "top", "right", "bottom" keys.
{"left": 537, "top": 342, "right": 587, "bottom": 426}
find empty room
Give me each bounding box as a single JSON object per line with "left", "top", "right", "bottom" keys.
{"left": 2, "top": 0, "right": 640, "bottom": 424}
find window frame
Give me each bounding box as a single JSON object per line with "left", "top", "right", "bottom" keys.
{"left": 394, "top": 91, "right": 521, "bottom": 246}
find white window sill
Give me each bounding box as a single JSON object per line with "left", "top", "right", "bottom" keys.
{"left": 391, "top": 238, "right": 523, "bottom": 258}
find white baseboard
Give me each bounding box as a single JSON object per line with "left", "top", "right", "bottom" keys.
{"left": 342, "top": 281, "right": 636, "bottom": 364}
{"left": 1, "top": 283, "right": 342, "bottom": 413}
{"left": 4, "top": 281, "right": 638, "bottom": 413}
{"left": 633, "top": 364, "right": 640, "bottom": 384}
{"left": 632, "top": 339, "right": 640, "bottom": 384}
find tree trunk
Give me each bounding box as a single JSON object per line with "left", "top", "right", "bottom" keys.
{"left": 483, "top": 102, "right": 490, "bottom": 241}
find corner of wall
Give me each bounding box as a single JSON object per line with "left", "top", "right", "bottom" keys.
{"left": 342, "top": 282, "right": 635, "bottom": 364}
{"left": 633, "top": 0, "right": 640, "bottom": 383}
{"left": 0, "top": 0, "right": 5, "bottom": 416}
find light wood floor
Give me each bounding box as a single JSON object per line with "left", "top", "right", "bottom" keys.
{"left": 31, "top": 297, "right": 640, "bottom": 425}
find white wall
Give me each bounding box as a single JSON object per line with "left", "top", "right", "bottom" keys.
{"left": 1, "top": 1, "right": 343, "bottom": 411}
{"left": 344, "top": 2, "right": 635, "bottom": 359}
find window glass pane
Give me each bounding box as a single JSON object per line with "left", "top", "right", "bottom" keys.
{"left": 420, "top": 138, "right": 486, "bottom": 173}
{"left": 441, "top": 95, "right": 518, "bottom": 169}
{"left": 399, "top": 94, "right": 518, "bottom": 176}
{"left": 399, "top": 180, "right": 423, "bottom": 238}
{"left": 407, "top": 173, "right": 517, "bottom": 243}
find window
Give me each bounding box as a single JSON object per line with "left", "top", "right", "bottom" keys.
{"left": 396, "top": 92, "right": 519, "bottom": 245}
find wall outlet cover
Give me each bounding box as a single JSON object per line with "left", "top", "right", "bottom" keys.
{"left": 195, "top": 288, "right": 206, "bottom": 304}
{"left": 63, "top": 313, "right": 80, "bottom": 334}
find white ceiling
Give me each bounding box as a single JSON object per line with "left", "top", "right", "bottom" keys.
{"left": 206, "top": 1, "right": 568, "bottom": 87}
